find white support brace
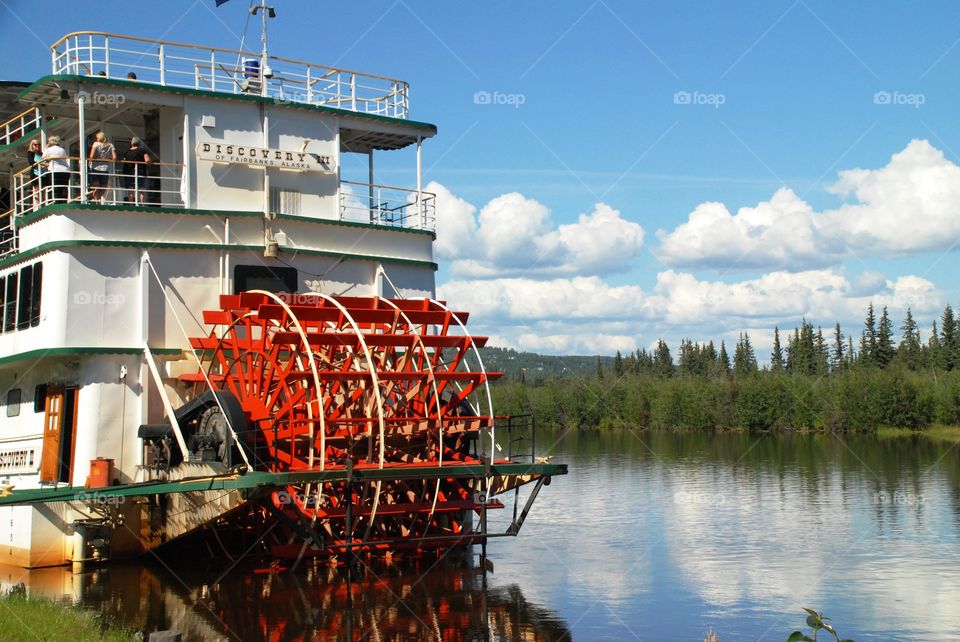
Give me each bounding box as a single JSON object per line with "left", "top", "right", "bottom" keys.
{"left": 143, "top": 343, "right": 189, "bottom": 460}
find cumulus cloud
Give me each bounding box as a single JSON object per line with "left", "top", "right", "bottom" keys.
{"left": 656, "top": 139, "right": 960, "bottom": 271}
{"left": 439, "top": 269, "right": 940, "bottom": 354}
{"left": 429, "top": 181, "right": 645, "bottom": 278}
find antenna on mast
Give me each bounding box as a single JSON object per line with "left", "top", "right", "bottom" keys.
{"left": 249, "top": 1, "right": 276, "bottom": 96}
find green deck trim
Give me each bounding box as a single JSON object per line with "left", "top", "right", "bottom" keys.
{"left": 0, "top": 346, "right": 181, "bottom": 368}
{"left": 19, "top": 75, "right": 438, "bottom": 136}
{"left": 0, "top": 239, "right": 437, "bottom": 271}
{"left": 0, "top": 462, "right": 568, "bottom": 506}
{"left": 17, "top": 204, "right": 435, "bottom": 238}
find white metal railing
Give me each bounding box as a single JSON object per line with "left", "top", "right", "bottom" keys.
{"left": 0, "top": 211, "right": 15, "bottom": 258}
{"left": 0, "top": 107, "right": 41, "bottom": 149}
{"left": 340, "top": 181, "right": 436, "bottom": 231}
{"left": 51, "top": 32, "right": 410, "bottom": 118}
{"left": 12, "top": 157, "right": 185, "bottom": 218}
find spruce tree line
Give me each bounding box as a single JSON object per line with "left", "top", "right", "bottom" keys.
{"left": 492, "top": 302, "right": 960, "bottom": 432}
{"left": 607, "top": 303, "right": 958, "bottom": 378}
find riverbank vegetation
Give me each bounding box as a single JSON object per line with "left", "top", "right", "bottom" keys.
{"left": 0, "top": 588, "right": 133, "bottom": 641}
{"left": 489, "top": 303, "right": 960, "bottom": 433}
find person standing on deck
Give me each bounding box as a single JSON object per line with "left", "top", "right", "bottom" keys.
{"left": 25, "top": 138, "right": 42, "bottom": 209}
{"left": 41, "top": 136, "right": 70, "bottom": 203}
{"left": 87, "top": 131, "right": 116, "bottom": 203}
{"left": 122, "top": 137, "right": 152, "bottom": 205}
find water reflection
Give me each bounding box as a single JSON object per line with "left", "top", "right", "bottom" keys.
{"left": 5, "top": 431, "right": 960, "bottom": 640}
{"left": 1, "top": 554, "right": 570, "bottom": 641}
{"left": 508, "top": 429, "right": 960, "bottom": 641}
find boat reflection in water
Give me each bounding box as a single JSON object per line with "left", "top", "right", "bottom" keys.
{"left": 0, "top": 553, "right": 570, "bottom": 641}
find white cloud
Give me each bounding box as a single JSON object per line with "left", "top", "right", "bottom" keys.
{"left": 431, "top": 181, "right": 477, "bottom": 260}
{"left": 439, "top": 269, "right": 941, "bottom": 355}
{"left": 429, "top": 181, "right": 645, "bottom": 278}
{"left": 431, "top": 141, "right": 956, "bottom": 355}
{"left": 656, "top": 139, "right": 960, "bottom": 271}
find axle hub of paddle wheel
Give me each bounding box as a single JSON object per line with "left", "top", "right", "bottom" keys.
{"left": 182, "top": 292, "right": 503, "bottom": 556}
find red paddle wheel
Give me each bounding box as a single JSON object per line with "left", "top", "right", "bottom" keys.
{"left": 181, "top": 292, "right": 503, "bottom": 557}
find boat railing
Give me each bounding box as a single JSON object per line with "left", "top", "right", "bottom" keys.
{"left": 0, "top": 211, "right": 15, "bottom": 259}
{"left": 501, "top": 414, "right": 539, "bottom": 463}
{"left": 339, "top": 181, "right": 436, "bottom": 231}
{"left": 50, "top": 32, "right": 410, "bottom": 118}
{"left": 12, "top": 157, "right": 186, "bottom": 217}
{"left": 0, "top": 107, "right": 42, "bottom": 150}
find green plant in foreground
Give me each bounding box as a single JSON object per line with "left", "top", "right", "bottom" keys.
{"left": 787, "top": 607, "right": 853, "bottom": 642}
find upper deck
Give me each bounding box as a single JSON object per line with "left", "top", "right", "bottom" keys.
{"left": 51, "top": 31, "right": 410, "bottom": 118}
{"left": 0, "top": 32, "right": 438, "bottom": 263}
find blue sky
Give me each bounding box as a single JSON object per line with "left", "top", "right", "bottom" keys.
{"left": 3, "top": 0, "right": 960, "bottom": 355}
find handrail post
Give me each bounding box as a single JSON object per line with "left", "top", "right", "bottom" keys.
{"left": 351, "top": 74, "right": 357, "bottom": 111}
{"left": 210, "top": 50, "right": 216, "bottom": 92}
{"left": 104, "top": 35, "right": 110, "bottom": 77}
{"left": 306, "top": 67, "right": 312, "bottom": 103}
{"left": 78, "top": 88, "right": 87, "bottom": 204}
{"left": 416, "top": 136, "right": 423, "bottom": 229}
{"left": 159, "top": 44, "right": 166, "bottom": 85}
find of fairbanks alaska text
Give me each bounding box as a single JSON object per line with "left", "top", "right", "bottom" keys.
{"left": 196, "top": 142, "right": 334, "bottom": 172}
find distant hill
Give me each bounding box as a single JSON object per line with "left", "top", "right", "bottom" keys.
{"left": 478, "top": 346, "right": 615, "bottom": 382}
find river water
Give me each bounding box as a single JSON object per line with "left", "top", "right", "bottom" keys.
{"left": 5, "top": 429, "right": 960, "bottom": 641}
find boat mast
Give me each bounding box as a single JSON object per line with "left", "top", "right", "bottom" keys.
{"left": 250, "top": 1, "right": 276, "bottom": 97}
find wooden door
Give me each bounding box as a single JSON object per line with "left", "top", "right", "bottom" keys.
{"left": 39, "top": 387, "right": 64, "bottom": 483}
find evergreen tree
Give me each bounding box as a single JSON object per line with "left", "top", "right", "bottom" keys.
{"left": 941, "top": 305, "right": 957, "bottom": 370}
{"left": 815, "top": 326, "right": 828, "bottom": 374}
{"left": 718, "top": 341, "right": 731, "bottom": 375}
{"left": 733, "top": 332, "right": 758, "bottom": 376}
{"left": 596, "top": 357, "right": 604, "bottom": 380}
{"left": 847, "top": 335, "right": 856, "bottom": 368}
{"left": 653, "top": 340, "right": 673, "bottom": 378}
{"left": 875, "top": 306, "right": 895, "bottom": 368}
{"left": 771, "top": 327, "right": 784, "bottom": 373}
{"left": 898, "top": 307, "right": 921, "bottom": 370}
{"left": 831, "top": 321, "right": 845, "bottom": 373}
{"left": 862, "top": 303, "right": 877, "bottom": 366}
{"left": 787, "top": 320, "right": 816, "bottom": 375}
{"left": 614, "top": 350, "right": 624, "bottom": 377}
{"left": 927, "top": 320, "right": 941, "bottom": 370}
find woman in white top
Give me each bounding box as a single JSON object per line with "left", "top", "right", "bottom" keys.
{"left": 87, "top": 131, "right": 116, "bottom": 203}
{"left": 41, "top": 136, "right": 70, "bottom": 203}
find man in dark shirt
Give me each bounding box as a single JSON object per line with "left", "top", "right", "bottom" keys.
{"left": 122, "top": 137, "right": 152, "bottom": 204}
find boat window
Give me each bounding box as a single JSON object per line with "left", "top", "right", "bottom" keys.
{"left": 6, "top": 389, "right": 20, "bottom": 417}
{"left": 4, "top": 273, "right": 17, "bottom": 333}
{"left": 30, "top": 262, "right": 42, "bottom": 327}
{"left": 233, "top": 265, "right": 298, "bottom": 294}
{"left": 17, "top": 264, "right": 32, "bottom": 331}
{"left": 34, "top": 384, "right": 47, "bottom": 413}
